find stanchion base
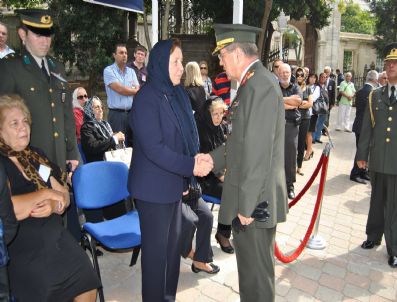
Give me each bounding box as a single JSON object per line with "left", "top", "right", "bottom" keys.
{"left": 306, "top": 235, "right": 326, "bottom": 250}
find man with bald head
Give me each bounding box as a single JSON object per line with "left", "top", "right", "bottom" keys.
{"left": 279, "top": 63, "right": 303, "bottom": 200}
{"left": 0, "top": 22, "right": 15, "bottom": 59}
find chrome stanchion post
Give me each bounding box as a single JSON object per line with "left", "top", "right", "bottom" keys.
{"left": 307, "top": 134, "right": 333, "bottom": 250}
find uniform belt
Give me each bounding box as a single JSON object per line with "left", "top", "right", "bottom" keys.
{"left": 109, "top": 108, "right": 131, "bottom": 113}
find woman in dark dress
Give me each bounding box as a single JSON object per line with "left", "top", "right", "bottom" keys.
{"left": 185, "top": 61, "right": 207, "bottom": 112}
{"left": 195, "top": 96, "right": 234, "bottom": 254}
{"left": 0, "top": 95, "right": 100, "bottom": 302}
{"left": 295, "top": 68, "right": 313, "bottom": 176}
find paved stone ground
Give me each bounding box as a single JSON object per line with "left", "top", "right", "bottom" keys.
{"left": 96, "top": 109, "right": 397, "bottom": 301}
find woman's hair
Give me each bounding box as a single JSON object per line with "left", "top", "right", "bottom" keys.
{"left": 72, "top": 87, "right": 85, "bottom": 109}
{"left": 306, "top": 73, "right": 318, "bottom": 85}
{"left": 0, "top": 94, "right": 31, "bottom": 127}
{"left": 184, "top": 61, "right": 204, "bottom": 87}
{"left": 170, "top": 38, "right": 181, "bottom": 55}
{"left": 209, "top": 96, "right": 227, "bottom": 113}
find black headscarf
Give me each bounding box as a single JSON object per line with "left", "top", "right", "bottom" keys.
{"left": 195, "top": 98, "right": 226, "bottom": 154}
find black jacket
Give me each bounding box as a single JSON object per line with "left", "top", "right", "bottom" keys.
{"left": 326, "top": 78, "right": 336, "bottom": 106}
{"left": 353, "top": 83, "right": 375, "bottom": 134}
{"left": 80, "top": 122, "right": 117, "bottom": 163}
{"left": 186, "top": 85, "right": 207, "bottom": 112}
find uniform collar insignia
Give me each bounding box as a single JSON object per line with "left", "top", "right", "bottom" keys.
{"left": 48, "top": 57, "right": 56, "bottom": 69}
{"left": 241, "top": 70, "right": 255, "bottom": 86}
{"left": 23, "top": 55, "right": 31, "bottom": 65}
{"left": 50, "top": 72, "right": 67, "bottom": 82}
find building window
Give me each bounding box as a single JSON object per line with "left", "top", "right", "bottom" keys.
{"left": 343, "top": 50, "right": 353, "bottom": 72}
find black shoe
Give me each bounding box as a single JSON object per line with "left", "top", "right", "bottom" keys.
{"left": 388, "top": 256, "right": 397, "bottom": 268}
{"left": 315, "top": 139, "right": 323, "bottom": 144}
{"left": 322, "top": 130, "right": 328, "bottom": 136}
{"left": 350, "top": 177, "right": 367, "bottom": 184}
{"left": 191, "top": 263, "right": 220, "bottom": 274}
{"left": 215, "top": 233, "right": 234, "bottom": 254}
{"left": 361, "top": 240, "right": 381, "bottom": 249}
{"left": 361, "top": 174, "right": 370, "bottom": 181}
{"left": 287, "top": 189, "right": 295, "bottom": 200}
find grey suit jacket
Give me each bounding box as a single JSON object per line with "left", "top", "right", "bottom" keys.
{"left": 357, "top": 85, "right": 397, "bottom": 175}
{"left": 210, "top": 61, "right": 288, "bottom": 228}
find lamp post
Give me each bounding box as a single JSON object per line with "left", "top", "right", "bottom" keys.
{"left": 277, "top": 10, "right": 288, "bottom": 61}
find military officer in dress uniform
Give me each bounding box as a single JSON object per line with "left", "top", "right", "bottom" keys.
{"left": 208, "top": 24, "right": 288, "bottom": 301}
{"left": 0, "top": 9, "right": 78, "bottom": 171}
{"left": 357, "top": 42, "right": 397, "bottom": 267}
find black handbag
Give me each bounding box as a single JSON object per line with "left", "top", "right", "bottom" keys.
{"left": 182, "top": 183, "right": 202, "bottom": 208}
{"left": 313, "top": 89, "right": 329, "bottom": 115}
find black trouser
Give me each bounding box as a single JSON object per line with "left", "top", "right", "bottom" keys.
{"left": 350, "top": 133, "right": 369, "bottom": 179}
{"left": 285, "top": 121, "right": 299, "bottom": 189}
{"left": 180, "top": 198, "right": 214, "bottom": 263}
{"left": 200, "top": 176, "right": 232, "bottom": 238}
{"left": 297, "top": 119, "right": 310, "bottom": 169}
{"left": 108, "top": 109, "right": 133, "bottom": 147}
{"left": 136, "top": 199, "right": 182, "bottom": 302}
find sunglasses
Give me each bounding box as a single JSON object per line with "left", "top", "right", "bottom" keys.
{"left": 200, "top": 66, "right": 207, "bottom": 70}
{"left": 296, "top": 73, "right": 305, "bottom": 77}
{"left": 77, "top": 94, "right": 88, "bottom": 100}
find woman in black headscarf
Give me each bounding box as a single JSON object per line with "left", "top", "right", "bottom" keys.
{"left": 195, "top": 97, "right": 234, "bottom": 254}
{"left": 128, "top": 39, "right": 212, "bottom": 302}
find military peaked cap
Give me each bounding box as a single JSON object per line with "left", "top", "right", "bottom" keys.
{"left": 212, "top": 23, "right": 262, "bottom": 55}
{"left": 384, "top": 42, "right": 397, "bottom": 61}
{"left": 17, "top": 9, "right": 54, "bottom": 36}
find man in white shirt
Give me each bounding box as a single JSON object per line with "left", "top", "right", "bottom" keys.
{"left": 0, "top": 22, "right": 15, "bottom": 59}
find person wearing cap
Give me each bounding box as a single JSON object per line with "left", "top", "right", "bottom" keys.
{"left": 207, "top": 23, "right": 288, "bottom": 301}
{"left": 357, "top": 42, "right": 397, "bottom": 267}
{"left": 0, "top": 9, "right": 79, "bottom": 171}
{"left": 0, "top": 22, "right": 15, "bottom": 59}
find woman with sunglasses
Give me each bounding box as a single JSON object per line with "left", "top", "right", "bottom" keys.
{"left": 72, "top": 87, "right": 89, "bottom": 144}
{"left": 295, "top": 68, "right": 313, "bottom": 175}
{"left": 199, "top": 60, "right": 212, "bottom": 97}
{"left": 305, "top": 73, "right": 321, "bottom": 161}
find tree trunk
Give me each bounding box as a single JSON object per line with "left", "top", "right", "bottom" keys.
{"left": 143, "top": 9, "right": 152, "bottom": 51}
{"left": 161, "top": 0, "right": 171, "bottom": 39}
{"left": 257, "top": 0, "right": 273, "bottom": 58}
{"left": 262, "top": 22, "right": 274, "bottom": 65}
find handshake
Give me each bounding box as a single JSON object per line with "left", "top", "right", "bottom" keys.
{"left": 193, "top": 153, "right": 213, "bottom": 177}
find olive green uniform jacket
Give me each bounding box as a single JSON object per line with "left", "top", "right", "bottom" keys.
{"left": 210, "top": 60, "right": 288, "bottom": 228}
{"left": 0, "top": 50, "right": 78, "bottom": 168}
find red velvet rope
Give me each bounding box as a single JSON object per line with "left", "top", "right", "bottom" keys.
{"left": 289, "top": 154, "right": 324, "bottom": 208}
{"left": 274, "top": 154, "right": 329, "bottom": 263}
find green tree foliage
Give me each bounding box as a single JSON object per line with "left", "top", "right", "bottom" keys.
{"left": 49, "top": 0, "right": 125, "bottom": 93}
{"left": 2, "top": 0, "right": 45, "bottom": 8}
{"left": 341, "top": 3, "right": 375, "bottom": 35}
{"left": 371, "top": 0, "right": 397, "bottom": 55}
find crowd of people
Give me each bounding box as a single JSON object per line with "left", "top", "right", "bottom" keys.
{"left": 0, "top": 7, "right": 396, "bottom": 302}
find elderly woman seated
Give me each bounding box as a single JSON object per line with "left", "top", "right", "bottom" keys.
{"left": 0, "top": 95, "right": 100, "bottom": 302}
{"left": 72, "top": 87, "right": 89, "bottom": 144}
{"left": 195, "top": 96, "right": 234, "bottom": 254}
{"left": 80, "top": 96, "right": 125, "bottom": 163}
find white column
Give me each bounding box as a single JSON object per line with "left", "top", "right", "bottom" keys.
{"left": 152, "top": 0, "right": 159, "bottom": 45}
{"left": 233, "top": 0, "right": 243, "bottom": 24}
{"left": 231, "top": 0, "right": 243, "bottom": 101}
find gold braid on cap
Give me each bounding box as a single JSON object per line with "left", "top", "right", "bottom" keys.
{"left": 22, "top": 15, "right": 53, "bottom": 28}
{"left": 385, "top": 48, "right": 397, "bottom": 61}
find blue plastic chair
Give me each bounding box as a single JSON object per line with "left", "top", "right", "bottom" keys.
{"left": 72, "top": 161, "right": 141, "bottom": 302}
{"left": 201, "top": 194, "right": 221, "bottom": 211}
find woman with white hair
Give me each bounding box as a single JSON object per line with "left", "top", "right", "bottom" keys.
{"left": 72, "top": 87, "right": 89, "bottom": 143}
{"left": 336, "top": 72, "right": 356, "bottom": 132}
{"left": 185, "top": 61, "right": 207, "bottom": 112}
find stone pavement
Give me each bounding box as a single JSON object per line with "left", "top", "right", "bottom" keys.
{"left": 97, "top": 109, "right": 397, "bottom": 301}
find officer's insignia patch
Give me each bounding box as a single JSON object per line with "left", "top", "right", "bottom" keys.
{"left": 241, "top": 70, "right": 254, "bottom": 86}
{"left": 23, "top": 55, "right": 31, "bottom": 65}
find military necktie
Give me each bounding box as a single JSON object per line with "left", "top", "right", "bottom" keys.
{"left": 41, "top": 59, "right": 50, "bottom": 82}
{"left": 391, "top": 86, "right": 396, "bottom": 105}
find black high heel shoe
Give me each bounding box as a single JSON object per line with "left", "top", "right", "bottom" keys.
{"left": 303, "top": 151, "right": 314, "bottom": 161}
{"left": 215, "top": 233, "right": 234, "bottom": 254}
{"left": 191, "top": 263, "right": 220, "bottom": 274}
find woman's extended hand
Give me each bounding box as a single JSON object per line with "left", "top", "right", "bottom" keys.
{"left": 30, "top": 188, "right": 67, "bottom": 218}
